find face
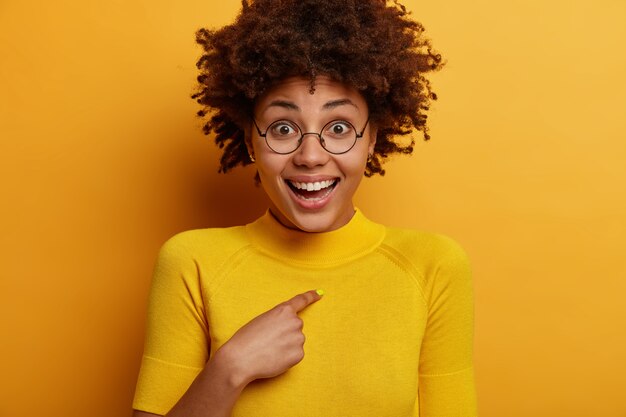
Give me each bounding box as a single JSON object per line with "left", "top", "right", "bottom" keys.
{"left": 248, "top": 76, "right": 376, "bottom": 233}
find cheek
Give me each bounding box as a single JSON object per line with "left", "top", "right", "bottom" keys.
{"left": 256, "top": 155, "right": 288, "bottom": 183}
{"left": 337, "top": 158, "right": 368, "bottom": 186}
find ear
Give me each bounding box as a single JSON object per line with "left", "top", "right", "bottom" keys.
{"left": 243, "top": 124, "right": 255, "bottom": 160}
{"left": 367, "top": 124, "right": 377, "bottom": 155}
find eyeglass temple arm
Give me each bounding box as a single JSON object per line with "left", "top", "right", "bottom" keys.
{"left": 252, "top": 118, "right": 265, "bottom": 137}
{"left": 357, "top": 116, "right": 370, "bottom": 138}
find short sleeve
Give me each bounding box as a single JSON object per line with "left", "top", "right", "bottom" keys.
{"left": 418, "top": 237, "right": 477, "bottom": 416}
{"left": 132, "top": 234, "right": 210, "bottom": 415}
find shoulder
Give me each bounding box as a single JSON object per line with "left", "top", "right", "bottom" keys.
{"left": 380, "top": 226, "right": 473, "bottom": 304}
{"left": 381, "top": 226, "right": 470, "bottom": 268}
{"left": 379, "top": 225, "right": 471, "bottom": 288}
{"left": 148, "top": 225, "right": 254, "bottom": 294}
{"left": 155, "top": 225, "right": 251, "bottom": 268}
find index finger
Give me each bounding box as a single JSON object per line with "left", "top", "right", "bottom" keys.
{"left": 284, "top": 289, "right": 324, "bottom": 313}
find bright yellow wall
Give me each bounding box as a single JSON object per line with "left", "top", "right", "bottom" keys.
{"left": 1, "top": 1, "right": 625, "bottom": 416}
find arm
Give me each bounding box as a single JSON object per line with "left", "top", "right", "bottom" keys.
{"left": 418, "top": 237, "right": 477, "bottom": 416}
{"left": 133, "top": 291, "right": 323, "bottom": 416}
{"left": 133, "top": 347, "right": 247, "bottom": 417}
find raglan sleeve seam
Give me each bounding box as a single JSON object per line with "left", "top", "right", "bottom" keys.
{"left": 377, "top": 243, "right": 429, "bottom": 310}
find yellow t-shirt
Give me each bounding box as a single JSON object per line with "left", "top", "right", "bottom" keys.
{"left": 133, "top": 209, "right": 477, "bottom": 416}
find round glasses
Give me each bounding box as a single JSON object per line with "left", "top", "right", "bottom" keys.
{"left": 252, "top": 117, "right": 370, "bottom": 155}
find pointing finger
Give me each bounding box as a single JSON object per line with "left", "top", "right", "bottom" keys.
{"left": 283, "top": 289, "right": 324, "bottom": 313}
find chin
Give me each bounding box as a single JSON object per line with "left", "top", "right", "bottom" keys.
{"left": 287, "top": 207, "right": 350, "bottom": 233}
{"left": 292, "top": 218, "right": 334, "bottom": 233}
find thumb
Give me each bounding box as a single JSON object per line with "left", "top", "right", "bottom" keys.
{"left": 283, "top": 289, "right": 324, "bottom": 313}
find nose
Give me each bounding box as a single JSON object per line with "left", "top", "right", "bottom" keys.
{"left": 291, "top": 133, "right": 330, "bottom": 167}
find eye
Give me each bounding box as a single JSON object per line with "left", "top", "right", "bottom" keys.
{"left": 269, "top": 121, "right": 299, "bottom": 138}
{"left": 332, "top": 124, "right": 346, "bottom": 134}
{"left": 324, "top": 121, "right": 354, "bottom": 138}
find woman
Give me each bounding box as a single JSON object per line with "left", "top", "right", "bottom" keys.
{"left": 133, "top": 0, "right": 477, "bottom": 416}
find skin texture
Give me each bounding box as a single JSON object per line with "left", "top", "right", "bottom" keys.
{"left": 249, "top": 76, "right": 376, "bottom": 232}
{"left": 133, "top": 290, "right": 323, "bottom": 417}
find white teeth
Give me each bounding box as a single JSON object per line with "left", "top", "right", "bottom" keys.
{"left": 289, "top": 179, "right": 336, "bottom": 191}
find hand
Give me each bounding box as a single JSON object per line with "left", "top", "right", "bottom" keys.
{"left": 218, "top": 289, "right": 323, "bottom": 386}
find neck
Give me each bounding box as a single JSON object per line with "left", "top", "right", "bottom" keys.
{"left": 245, "top": 208, "right": 385, "bottom": 266}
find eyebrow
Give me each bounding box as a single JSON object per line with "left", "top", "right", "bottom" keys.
{"left": 264, "top": 98, "right": 359, "bottom": 112}
{"left": 266, "top": 100, "right": 299, "bottom": 111}
{"left": 322, "top": 99, "right": 358, "bottom": 110}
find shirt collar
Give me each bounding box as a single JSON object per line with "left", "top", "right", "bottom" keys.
{"left": 245, "top": 208, "right": 385, "bottom": 266}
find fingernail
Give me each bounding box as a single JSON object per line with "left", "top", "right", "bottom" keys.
{"left": 315, "top": 289, "right": 325, "bottom": 297}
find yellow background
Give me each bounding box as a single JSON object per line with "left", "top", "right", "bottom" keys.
{"left": 1, "top": 1, "right": 625, "bottom": 416}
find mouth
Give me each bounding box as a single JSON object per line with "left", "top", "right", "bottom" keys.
{"left": 285, "top": 178, "right": 339, "bottom": 202}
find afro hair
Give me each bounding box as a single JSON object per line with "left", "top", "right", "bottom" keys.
{"left": 192, "top": 0, "right": 444, "bottom": 176}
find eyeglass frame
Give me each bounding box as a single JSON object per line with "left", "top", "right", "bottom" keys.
{"left": 251, "top": 116, "right": 370, "bottom": 155}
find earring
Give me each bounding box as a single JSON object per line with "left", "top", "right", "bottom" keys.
{"left": 367, "top": 153, "right": 373, "bottom": 163}
{"left": 249, "top": 153, "right": 256, "bottom": 162}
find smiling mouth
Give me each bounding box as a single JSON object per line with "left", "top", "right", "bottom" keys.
{"left": 286, "top": 179, "right": 338, "bottom": 201}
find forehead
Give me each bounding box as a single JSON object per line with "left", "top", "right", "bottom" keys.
{"left": 254, "top": 76, "right": 368, "bottom": 113}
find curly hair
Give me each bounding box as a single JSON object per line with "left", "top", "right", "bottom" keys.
{"left": 192, "top": 0, "right": 444, "bottom": 177}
